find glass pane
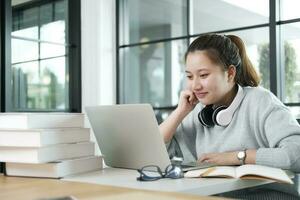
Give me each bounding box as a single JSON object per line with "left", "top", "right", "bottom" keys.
{"left": 40, "top": 43, "right": 65, "bottom": 59}
{"left": 40, "top": 57, "right": 68, "bottom": 110}
{"left": 280, "top": 23, "right": 300, "bottom": 103}
{"left": 12, "top": 26, "right": 38, "bottom": 39}
{"left": 192, "top": 0, "right": 269, "bottom": 34}
{"left": 16, "top": 7, "right": 38, "bottom": 30}
{"left": 11, "top": 0, "right": 69, "bottom": 111}
{"left": 288, "top": 106, "right": 300, "bottom": 119}
{"left": 11, "top": 38, "right": 38, "bottom": 63}
{"left": 40, "top": 18, "right": 66, "bottom": 43}
{"left": 119, "top": 0, "right": 187, "bottom": 45}
{"left": 225, "top": 28, "right": 270, "bottom": 90}
{"left": 40, "top": 3, "right": 53, "bottom": 25}
{"left": 120, "top": 40, "right": 187, "bottom": 107}
{"left": 11, "top": 57, "right": 68, "bottom": 111}
{"left": 12, "top": 62, "right": 39, "bottom": 110}
{"left": 54, "top": 0, "right": 66, "bottom": 21}
{"left": 279, "top": 0, "right": 300, "bottom": 21}
{"left": 190, "top": 28, "right": 270, "bottom": 89}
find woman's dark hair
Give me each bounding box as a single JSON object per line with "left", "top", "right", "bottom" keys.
{"left": 185, "top": 34, "right": 260, "bottom": 87}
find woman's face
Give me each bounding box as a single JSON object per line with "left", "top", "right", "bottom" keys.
{"left": 185, "top": 51, "right": 235, "bottom": 106}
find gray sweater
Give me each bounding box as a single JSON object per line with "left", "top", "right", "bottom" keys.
{"left": 169, "top": 86, "right": 300, "bottom": 172}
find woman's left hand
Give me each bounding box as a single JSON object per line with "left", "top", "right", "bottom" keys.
{"left": 198, "top": 152, "right": 240, "bottom": 166}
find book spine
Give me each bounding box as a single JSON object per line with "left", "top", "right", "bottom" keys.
{"left": 0, "top": 114, "right": 84, "bottom": 129}
{"left": 0, "top": 142, "right": 95, "bottom": 163}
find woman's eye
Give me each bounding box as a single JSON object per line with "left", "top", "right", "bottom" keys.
{"left": 186, "top": 75, "right": 193, "bottom": 80}
{"left": 200, "top": 74, "right": 208, "bottom": 78}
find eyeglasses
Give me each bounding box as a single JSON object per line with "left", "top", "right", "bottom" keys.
{"left": 136, "top": 164, "right": 184, "bottom": 181}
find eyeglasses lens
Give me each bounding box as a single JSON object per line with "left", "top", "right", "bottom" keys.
{"left": 165, "top": 165, "right": 184, "bottom": 179}
{"left": 137, "top": 165, "right": 163, "bottom": 181}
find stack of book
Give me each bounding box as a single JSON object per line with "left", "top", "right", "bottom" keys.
{"left": 0, "top": 113, "right": 103, "bottom": 178}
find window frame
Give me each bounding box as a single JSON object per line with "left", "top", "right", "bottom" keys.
{"left": 0, "top": 0, "right": 81, "bottom": 112}
{"left": 116, "top": 0, "right": 300, "bottom": 114}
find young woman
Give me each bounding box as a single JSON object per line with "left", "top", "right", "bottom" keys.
{"left": 159, "top": 34, "right": 300, "bottom": 173}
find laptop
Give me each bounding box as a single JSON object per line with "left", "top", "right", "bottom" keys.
{"left": 85, "top": 104, "right": 214, "bottom": 171}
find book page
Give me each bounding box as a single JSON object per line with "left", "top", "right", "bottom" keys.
{"left": 203, "top": 166, "right": 236, "bottom": 178}
{"left": 236, "top": 164, "right": 293, "bottom": 184}
{"left": 184, "top": 168, "right": 214, "bottom": 178}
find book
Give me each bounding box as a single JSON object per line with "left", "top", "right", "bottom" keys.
{"left": 0, "top": 113, "right": 84, "bottom": 129}
{"left": 0, "top": 142, "right": 95, "bottom": 163}
{"left": 184, "top": 164, "right": 293, "bottom": 184}
{"left": 0, "top": 128, "right": 90, "bottom": 147}
{"left": 6, "top": 156, "right": 103, "bottom": 178}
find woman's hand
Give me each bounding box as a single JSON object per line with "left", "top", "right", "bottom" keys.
{"left": 198, "top": 150, "right": 256, "bottom": 166}
{"left": 159, "top": 90, "right": 198, "bottom": 143}
{"left": 177, "top": 90, "right": 199, "bottom": 115}
{"left": 198, "top": 152, "right": 240, "bottom": 166}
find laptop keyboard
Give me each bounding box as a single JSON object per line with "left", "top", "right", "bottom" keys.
{"left": 180, "top": 161, "right": 215, "bottom": 172}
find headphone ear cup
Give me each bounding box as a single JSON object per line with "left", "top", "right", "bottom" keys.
{"left": 212, "top": 106, "right": 227, "bottom": 126}
{"left": 198, "top": 105, "right": 215, "bottom": 127}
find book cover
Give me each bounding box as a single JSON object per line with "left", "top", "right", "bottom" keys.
{"left": 184, "top": 164, "right": 293, "bottom": 184}
{"left": 6, "top": 156, "right": 103, "bottom": 178}
{"left": 0, "top": 142, "right": 95, "bottom": 163}
{"left": 0, "top": 128, "right": 90, "bottom": 147}
{"left": 0, "top": 113, "right": 84, "bottom": 129}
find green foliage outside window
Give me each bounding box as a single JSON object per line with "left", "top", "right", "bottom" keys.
{"left": 258, "top": 42, "right": 297, "bottom": 101}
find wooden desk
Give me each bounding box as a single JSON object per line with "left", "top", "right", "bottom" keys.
{"left": 64, "top": 168, "right": 273, "bottom": 196}
{"left": 0, "top": 175, "right": 223, "bottom": 200}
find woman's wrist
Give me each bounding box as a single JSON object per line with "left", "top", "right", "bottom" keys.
{"left": 233, "top": 149, "right": 256, "bottom": 165}
{"left": 174, "top": 106, "right": 192, "bottom": 119}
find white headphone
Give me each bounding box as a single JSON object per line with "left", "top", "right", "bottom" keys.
{"left": 198, "top": 85, "right": 244, "bottom": 127}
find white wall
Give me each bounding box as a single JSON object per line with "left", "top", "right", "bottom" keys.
{"left": 81, "top": 0, "right": 116, "bottom": 107}
{"left": 81, "top": 0, "right": 116, "bottom": 155}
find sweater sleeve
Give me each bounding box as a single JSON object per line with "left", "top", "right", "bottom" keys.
{"left": 256, "top": 105, "right": 300, "bottom": 173}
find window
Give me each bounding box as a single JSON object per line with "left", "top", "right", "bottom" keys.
{"left": 1, "top": 0, "right": 81, "bottom": 112}
{"left": 119, "top": 0, "right": 187, "bottom": 45}
{"left": 117, "top": 0, "right": 300, "bottom": 120}
{"left": 120, "top": 39, "right": 187, "bottom": 107}
{"left": 222, "top": 28, "right": 270, "bottom": 89}
{"left": 278, "top": 1, "right": 300, "bottom": 118}
{"left": 279, "top": 0, "right": 300, "bottom": 21}
{"left": 191, "top": 0, "right": 269, "bottom": 34}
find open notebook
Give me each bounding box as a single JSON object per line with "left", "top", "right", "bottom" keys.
{"left": 185, "top": 164, "right": 293, "bottom": 184}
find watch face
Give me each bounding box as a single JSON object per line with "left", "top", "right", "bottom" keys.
{"left": 238, "top": 151, "right": 245, "bottom": 160}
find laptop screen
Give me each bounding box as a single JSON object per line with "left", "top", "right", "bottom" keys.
{"left": 85, "top": 104, "right": 171, "bottom": 170}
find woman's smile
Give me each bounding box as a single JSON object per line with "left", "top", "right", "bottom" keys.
{"left": 194, "top": 91, "right": 208, "bottom": 99}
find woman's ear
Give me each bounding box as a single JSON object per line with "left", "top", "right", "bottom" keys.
{"left": 227, "top": 65, "right": 236, "bottom": 82}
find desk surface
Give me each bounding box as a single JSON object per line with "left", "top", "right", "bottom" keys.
{"left": 0, "top": 174, "right": 223, "bottom": 200}
{"left": 64, "top": 168, "right": 273, "bottom": 196}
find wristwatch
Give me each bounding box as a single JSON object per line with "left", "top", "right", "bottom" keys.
{"left": 237, "top": 149, "right": 247, "bottom": 165}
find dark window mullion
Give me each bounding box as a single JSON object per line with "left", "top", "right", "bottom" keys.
{"left": 67, "top": 0, "right": 81, "bottom": 112}
{"left": 186, "top": 0, "right": 190, "bottom": 46}
{"left": 116, "top": 0, "right": 120, "bottom": 103}
{"left": 120, "top": 23, "right": 270, "bottom": 48}
{"left": 269, "top": 0, "right": 281, "bottom": 98}
{"left": 12, "top": 54, "right": 67, "bottom": 65}
{"left": 52, "top": 1, "right": 55, "bottom": 22}
{"left": 2, "top": 0, "right": 12, "bottom": 111}
{"left": 37, "top": 4, "right": 43, "bottom": 108}
{"left": 277, "top": 18, "right": 300, "bottom": 25}
{"left": 0, "top": 0, "right": 2, "bottom": 165}
{"left": 0, "top": 0, "right": 3, "bottom": 111}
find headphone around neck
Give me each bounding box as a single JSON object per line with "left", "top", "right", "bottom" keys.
{"left": 198, "top": 85, "right": 244, "bottom": 127}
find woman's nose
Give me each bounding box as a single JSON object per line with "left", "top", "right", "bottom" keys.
{"left": 192, "top": 78, "right": 202, "bottom": 90}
